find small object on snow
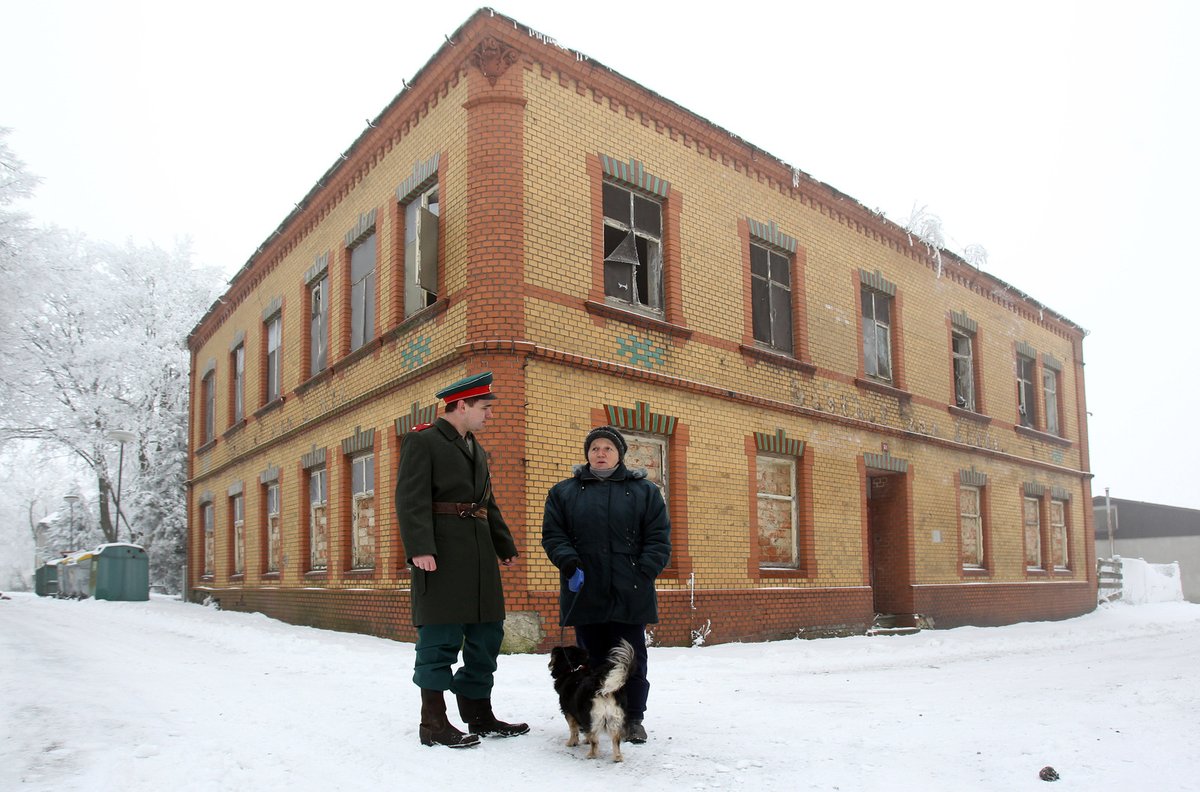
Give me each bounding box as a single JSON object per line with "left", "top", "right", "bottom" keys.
{"left": 1039, "top": 766, "right": 1060, "bottom": 782}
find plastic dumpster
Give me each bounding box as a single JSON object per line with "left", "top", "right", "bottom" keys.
{"left": 58, "top": 551, "right": 95, "bottom": 598}
{"left": 93, "top": 543, "right": 149, "bottom": 601}
{"left": 35, "top": 562, "right": 59, "bottom": 597}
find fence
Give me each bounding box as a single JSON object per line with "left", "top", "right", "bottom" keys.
{"left": 1097, "top": 557, "right": 1123, "bottom": 603}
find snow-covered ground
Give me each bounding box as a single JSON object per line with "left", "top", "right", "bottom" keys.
{"left": 2, "top": 594, "right": 1197, "bottom": 791}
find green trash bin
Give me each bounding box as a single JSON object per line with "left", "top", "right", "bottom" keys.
{"left": 93, "top": 544, "right": 149, "bottom": 601}
{"left": 35, "top": 563, "right": 59, "bottom": 597}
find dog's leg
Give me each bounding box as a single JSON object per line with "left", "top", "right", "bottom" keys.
{"left": 611, "top": 729, "right": 624, "bottom": 763}
{"left": 586, "top": 731, "right": 600, "bottom": 759}
{"left": 565, "top": 715, "right": 580, "bottom": 747}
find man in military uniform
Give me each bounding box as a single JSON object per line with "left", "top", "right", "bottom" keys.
{"left": 395, "top": 371, "right": 528, "bottom": 748}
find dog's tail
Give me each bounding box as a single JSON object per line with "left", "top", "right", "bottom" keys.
{"left": 599, "top": 638, "right": 636, "bottom": 696}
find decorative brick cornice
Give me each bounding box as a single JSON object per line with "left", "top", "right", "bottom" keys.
{"left": 864, "top": 451, "right": 908, "bottom": 473}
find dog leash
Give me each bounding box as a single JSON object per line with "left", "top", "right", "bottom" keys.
{"left": 558, "top": 585, "right": 583, "bottom": 644}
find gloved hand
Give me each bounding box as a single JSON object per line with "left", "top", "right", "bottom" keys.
{"left": 568, "top": 567, "right": 585, "bottom": 592}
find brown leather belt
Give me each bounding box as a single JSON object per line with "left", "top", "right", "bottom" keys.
{"left": 432, "top": 501, "right": 486, "bottom": 518}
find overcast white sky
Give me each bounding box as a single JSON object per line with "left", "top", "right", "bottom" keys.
{"left": 4, "top": 1, "right": 1197, "bottom": 508}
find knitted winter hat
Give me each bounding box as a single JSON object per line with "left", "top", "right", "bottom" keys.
{"left": 583, "top": 425, "right": 627, "bottom": 462}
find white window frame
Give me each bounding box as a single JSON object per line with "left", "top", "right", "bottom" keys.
{"left": 861, "top": 286, "right": 892, "bottom": 382}
{"left": 1017, "top": 355, "right": 1038, "bottom": 429}
{"left": 1050, "top": 499, "right": 1069, "bottom": 570}
{"left": 750, "top": 242, "right": 793, "bottom": 354}
{"left": 232, "top": 493, "right": 245, "bottom": 575}
{"left": 265, "top": 314, "right": 281, "bottom": 403}
{"left": 350, "top": 453, "right": 375, "bottom": 570}
{"left": 202, "top": 502, "right": 215, "bottom": 576}
{"left": 310, "top": 275, "right": 328, "bottom": 375}
{"left": 309, "top": 468, "right": 328, "bottom": 571}
{"left": 952, "top": 330, "right": 976, "bottom": 411}
{"left": 1024, "top": 495, "right": 1043, "bottom": 570}
{"left": 232, "top": 343, "right": 245, "bottom": 423}
{"left": 265, "top": 482, "right": 281, "bottom": 573}
{"left": 202, "top": 372, "right": 215, "bottom": 443}
{"left": 1043, "top": 368, "right": 1060, "bottom": 436}
{"left": 960, "top": 485, "right": 983, "bottom": 569}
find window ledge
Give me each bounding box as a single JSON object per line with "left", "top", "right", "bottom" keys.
{"left": 854, "top": 377, "right": 912, "bottom": 402}
{"left": 948, "top": 405, "right": 991, "bottom": 425}
{"left": 304, "top": 569, "right": 328, "bottom": 580}
{"left": 345, "top": 568, "right": 376, "bottom": 579}
{"left": 962, "top": 567, "right": 991, "bottom": 578}
{"left": 195, "top": 438, "right": 217, "bottom": 455}
{"left": 739, "top": 344, "right": 816, "bottom": 374}
{"left": 337, "top": 336, "right": 386, "bottom": 370}
{"left": 584, "top": 300, "right": 693, "bottom": 340}
{"left": 294, "top": 368, "right": 334, "bottom": 397}
{"left": 222, "top": 419, "right": 247, "bottom": 439}
{"left": 1014, "top": 424, "right": 1072, "bottom": 447}
{"left": 260, "top": 572, "right": 281, "bottom": 581}
{"left": 229, "top": 573, "right": 245, "bottom": 582}
{"left": 758, "top": 568, "right": 811, "bottom": 579}
{"left": 254, "top": 397, "right": 285, "bottom": 419}
{"left": 386, "top": 298, "right": 449, "bottom": 340}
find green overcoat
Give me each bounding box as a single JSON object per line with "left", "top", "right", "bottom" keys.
{"left": 395, "top": 418, "right": 518, "bottom": 626}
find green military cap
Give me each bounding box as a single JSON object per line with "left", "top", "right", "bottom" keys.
{"left": 435, "top": 371, "right": 497, "bottom": 404}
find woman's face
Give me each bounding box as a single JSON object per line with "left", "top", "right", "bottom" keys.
{"left": 587, "top": 438, "right": 619, "bottom": 471}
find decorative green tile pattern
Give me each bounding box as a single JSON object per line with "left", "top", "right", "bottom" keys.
{"left": 401, "top": 335, "right": 432, "bottom": 370}
{"left": 617, "top": 334, "right": 665, "bottom": 369}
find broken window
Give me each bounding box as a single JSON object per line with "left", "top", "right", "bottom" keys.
{"left": 265, "top": 313, "right": 282, "bottom": 403}
{"left": 1050, "top": 499, "right": 1068, "bottom": 569}
{"left": 350, "top": 453, "right": 375, "bottom": 569}
{"left": 349, "top": 233, "right": 377, "bottom": 352}
{"left": 861, "top": 286, "right": 892, "bottom": 382}
{"left": 309, "top": 468, "right": 328, "bottom": 571}
{"left": 1016, "top": 354, "right": 1038, "bottom": 428}
{"left": 310, "top": 275, "right": 328, "bottom": 376}
{"left": 202, "top": 502, "right": 215, "bottom": 577}
{"left": 1023, "top": 495, "right": 1042, "bottom": 570}
{"left": 202, "top": 372, "right": 215, "bottom": 444}
{"left": 960, "top": 485, "right": 983, "bottom": 569}
{"left": 757, "top": 455, "right": 799, "bottom": 568}
{"left": 1043, "top": 368, "right": 1060, "bottom": 436}
{"left": 232, "top": 343, "right": 245, "bottom": 423}
{"left": 952, "top": 330, "right": 975, "bottom": 411}
{"left": 232, "top": 493, "right": 245, "bottom": 576}
{"left": 751, "top": 242, "right": 793, "bottom": 354}
{"left": 603, "top": 181, "right": 663, "bottom": 313}
{"left": 404, "top": 183, "right": 440, "bottom": 318}
{"left": 623, "top": 432, "right": 668, "bottom": 506}
{"left": 266, "top": 482, "right": 281, "bottom": 573}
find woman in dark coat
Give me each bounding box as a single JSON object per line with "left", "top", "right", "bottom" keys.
{"left": 541, "top": 425, "right": 671, "bottom": 743}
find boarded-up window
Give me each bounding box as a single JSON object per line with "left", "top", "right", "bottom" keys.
{"left": 350, "top": 453, "right": 375, "bottom": 569}
{"left": 266, "top": 482, "right": 281, "bottom": 573}
{"left": 1050, "top": 499, "right": 1068, "bottom": 569}
{"left": 960, "top": 486, "right": 983, "bottom": 568}
{"left": 1023, "top": 496, "right": 1042, "bottom": 569}
{"left": 309, "top": 468, "right": 328, "bottom": 571}
{"left": 757, "top": 455, "right": 798, "bottom": 568}
{"left": 202, "top": 503, "right": 215, "bottom": 576}
{"left": 232, "top": 494, "right": 244, "bottom": 575}
{"left": 623, "top": 433, "right": 667, "bottom": 503}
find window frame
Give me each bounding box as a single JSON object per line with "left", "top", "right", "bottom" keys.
{"left": 1016, "top": 353, "right": 1038, "bottom": 429}
{"left": 309, "top": 274, "right": 329, "bottom": 377}
{"left": 1023, "top": 494, "right": 1043, "bottom": 571}
{"left": 230, "top": 492, "right": 245, "bottom": 576}
{"left": 201, "top": 371, "right": 216, "bottom": 444}
{"left": 959, "top": 484, "right": 984, "bottom": 570}
{"left": 348, "top": 452, "right": 376, "bottom": 570}
{"left": 951, "top": 329, "right": 976, "bottom": 412}
{"left": 348, "top": 233, "right": 377, "bottom": 353}
{"left": 264, "top": 481, "right": 281, "bottom": 575}
{"left": 601, "top": 179, "right": 664, "bottom": 315}
{"left": 861, "top": 285, "right": 893, "bottom": 383}
{"left": 308, "top": 467, "right": 328, "bottom": 572}
{"left": 1049, "top": 498, "right": 1069, "bottom": 570}
{"left": 755, "top": 453, "right": 800, "bottom": 570}
{"left": 231, "top": 343, "right": 245, "bottom": 424}
{"left": 264, "top": 312, "right": 282, "bottom": 405}
{"left": 750, "top": 241, "right": 794, "bottom": 355}
{"left": 402, "top": 183, "right": 440, "bottom": 318}
{"left": 202, "top": 501, "right": 215, "bottom": 577}
{"left": 1043, "top": 367, "right": 1061, "bottom": 436}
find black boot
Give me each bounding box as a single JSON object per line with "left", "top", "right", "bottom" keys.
{"left": 420, "top": 689, "right": 480, "bottom": 748}
{"left": 626, "top": 719, "right": 647, "bottom": 743}
{"left": 456, "top": 694, "right": 530, "bottom": 737}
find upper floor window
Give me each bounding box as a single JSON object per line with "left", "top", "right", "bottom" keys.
{"left": 349, "top": 233, "right": 377, "bottom": 352}
{"left": 861, "top": 285, "right": 893, "bottom": 382}
{"left": 952, "top": 330, "right": 976, "bottom": 411}
{"left": 265, "top": 313, "right": 281, "bottom": 404}
{"left": 750, "top": 242, "right": 793, "bottom": 354}
{"left": 310, "top": 274, "right": 328, "bottom": 375}
{"left": 231, "top": 343, "right": 245, "bottom": 423}
{"left": 201, "top": 371, "right": 215, "bottom": 444}
{"left": 1016, "top": 353, "right": 1038, "bottom": 429}
{"left": 403, "top": 184, "right": 439, "bottom": 317}
{"left": 603, "top": 181, "right": 663, "bottom": 313}
{"left": 1043, "top": 367, "right": 1060, "bottom": 436}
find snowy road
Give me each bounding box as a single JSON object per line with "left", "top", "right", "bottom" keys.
{"left": 2, "top": 594, "right": 1197, "bottom": 791}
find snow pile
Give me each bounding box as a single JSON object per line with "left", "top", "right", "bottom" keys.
{"left": 1120, "top": 556, "right": 1184, "bottom": 604}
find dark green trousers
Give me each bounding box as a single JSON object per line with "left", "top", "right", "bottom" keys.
{"left": 413, "top": 621, "right": 503, "bottom": 699}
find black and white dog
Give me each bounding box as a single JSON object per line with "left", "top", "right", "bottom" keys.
{"left": 548, "top": 639, "right": 636, "bottom": 762}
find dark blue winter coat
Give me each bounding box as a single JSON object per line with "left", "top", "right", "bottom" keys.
{"left": 541, "top": 463, "right": 672, "bottom": 627}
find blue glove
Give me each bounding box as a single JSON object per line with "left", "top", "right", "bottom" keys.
{"left": 568, "top": 567, "right": 585, "bottom": 592}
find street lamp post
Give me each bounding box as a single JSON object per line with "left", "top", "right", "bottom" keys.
{"left": 107, "top": 429, "right": 136, "bottom": 543}
{"left": 63, "top": 494, "right": 79, "bottom": 551}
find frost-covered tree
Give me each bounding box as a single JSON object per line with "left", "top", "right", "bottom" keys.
{"left": 0, "top": 135, "right": 223, "bottom": 592}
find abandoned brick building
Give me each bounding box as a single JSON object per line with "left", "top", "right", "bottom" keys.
{"left": 186, "top": 9, "right": 1096, "bottom": 648}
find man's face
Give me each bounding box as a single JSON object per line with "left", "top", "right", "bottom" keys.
{"left": 460, "top": 399, "right": 494, "bottom": 434}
